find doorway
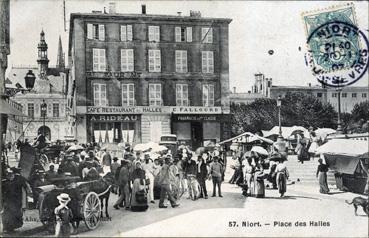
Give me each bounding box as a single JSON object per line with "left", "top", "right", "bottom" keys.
{"left": 37, "top": 126, "right": 51, "bottom": 141}
{"left": 191, "top": 122, "right": 203, "bottom": 150}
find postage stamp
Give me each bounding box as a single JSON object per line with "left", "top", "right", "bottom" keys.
{"left": 302, "top": 3, "right": 369, "bottom": 87}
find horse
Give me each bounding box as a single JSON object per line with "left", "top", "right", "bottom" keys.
{"left": 90, "top": 172, "right": 115, "bottom": 218}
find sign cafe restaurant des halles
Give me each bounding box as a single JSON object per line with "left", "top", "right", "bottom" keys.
{"left": 68, "top": 7, "right": 232, "bottom": 149}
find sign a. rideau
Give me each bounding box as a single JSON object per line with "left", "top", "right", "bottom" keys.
{"left": 90, "top": 115, "right": 138, "bottom": 121}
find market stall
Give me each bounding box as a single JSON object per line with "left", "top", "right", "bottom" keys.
{"left": 316, "top": 139, "right": 369, "bottom": 194}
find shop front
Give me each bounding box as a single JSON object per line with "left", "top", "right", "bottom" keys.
{"left": 172, "top": 114, "right": 222, "bottom": 150}
{"left": 87, "top": 114, "right": 141, "bottom": 144}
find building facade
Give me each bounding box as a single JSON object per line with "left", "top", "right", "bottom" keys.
{"left": 327, "top": 87, "right": 368, "bottom": 113}
{"left": 8, "top": 31, "right": 74, "bottom": 142}
{"left": 68, "top": 9, "right": 232, "bottom": 149}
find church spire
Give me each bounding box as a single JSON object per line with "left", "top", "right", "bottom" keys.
{"left": 56, "top": 35, "right": 65, "bottom": 69}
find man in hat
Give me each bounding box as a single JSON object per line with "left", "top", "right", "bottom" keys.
{"left": 55, "top": 193, "right": 74, "bottom": 237}
{"left": 33, "top": 131, "right": 47, "bottom": 151}
{"left": 2, "top": 167, "right": 32, "bottom": 233}
{"left": 142, "top": 153, "right": 156, "bottom": 203}
{"left": 59, "top": 154, "right": 79, "bottom": 176}
{"left": 210, "top": 156, "right": 224, "bottom": 197}
{"left": 114, "top": 159, "right": 131, "bottom": 210}
{"left": 102, "top": 148, "right": 112, "bottom": 167}
{"left": 158, "top": 157, "right": 179, "bottom": 208}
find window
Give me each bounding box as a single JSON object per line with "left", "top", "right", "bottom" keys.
{"left": 148, "top": 26, "right": 160, "bottom": 42}
{"left": 202, "top": 51, "right": 214, "bottom": 73}
{"left": 87, "top": 23, "right": 105, "bottom": 41}
{"left": 175, "top": 27, "right": 192, "bottom": 42}
{"left": 121, "top": 25, "right": 133, "bottom": 41}
{"left": 53, "top": 103, "right": 59, "bottom": 117}
{"left": 317, "top": 93, "right": 322, "bottom": 98}
{"left": 332, "top": 93, "right": 337, "bottom": 97}
{"left": 362, "top": 93, "right": 367, "bottom": 98}
{"left": 28, "top": 103, "right": 34, "bottom": 118}
{"left": 93, "top": 83, "right": 108, "bottom": 106}
{"left": 121, "top": 49, "right": 134, "bottom": 72}
{"left": 148, "top": 50, "right": 161, "bottom": 72}
{"left": 202, "top": 84, "right": 214, "bottom": 106}
{"left": 92, "top": 48, "right": 106, "bottom": 72}
{"left": 342, "top": 93, "right": 347, "bottom": 98}
{"left": 121, "top": 83, "right": 135, "bottom": 106}
{"left": 40, "top": 104, "right": 47, "bottom": 118}
{"left": 175, "top": 50, "right": 187, "bottom": 73}
{"left": 201, "top": 27, "right": 213, "bottom": 43}
{"left": 149, "top": 84, "right": 162, "bottom": 106}
{"left": 352, "top": 93, "right": 357, "bottom": 98}
{"left": 176, "top": 84, "right": 189, "bottom": 106}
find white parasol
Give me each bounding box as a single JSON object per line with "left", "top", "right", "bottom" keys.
{"left": 251, "top": 146, "right": 269, "bottom": 156}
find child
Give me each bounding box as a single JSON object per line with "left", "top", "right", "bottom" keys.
{"left": 54, "top": 193, "right": 74, "bottom": 237}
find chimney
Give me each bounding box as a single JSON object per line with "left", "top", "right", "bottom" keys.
{"left": 141, "top": 4, "right": 146, "bottom": 14}
{"left": 108, "top": 2, "right": 116, "bottom": 14}
{"left": 233, "top": 87, "right": 236, "bottom": 94}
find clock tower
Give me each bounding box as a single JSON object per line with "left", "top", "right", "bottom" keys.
{"left": 37, "top": 30, "right": 49, "bottom": 78}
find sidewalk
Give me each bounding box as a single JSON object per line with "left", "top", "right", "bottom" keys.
{"left": 287, "top": 182, "right": 365, "bottom": 203}
{"left": 2, "top": 209, "right": 45, "bottom": 237}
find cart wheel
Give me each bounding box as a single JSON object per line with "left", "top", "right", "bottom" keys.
{"left": 38, "top": 196, "right": 55, "bottom": 234}
{"left": 83, "top": 192, "right": 101, "bottom": 230}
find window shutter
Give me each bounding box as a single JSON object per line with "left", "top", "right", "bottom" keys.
{"left": 183, "top": 51, "right": 187, "bottom": 72}
{"left": 155, "top": 50, "right": 161, "bottom": 72}
{"left": 100, "top": 49, "right": 106, "bottom": 71}
{"left": 201, "top": 28, "right": 207, "bottom": 42}
{"left": 148, "top": 50, "right": 154, "bottom": 72}
{"left": 175, "top": 51, "right": 181, "bottom": 72}
{"left": 93, "top": 49, "right": 99, "bottom": 71}
{"left": 208, "top": 51, "right": 214, "bottom": 73}
{"left": 98, "top": 24, "right": 105, "bottom": 41}
{"left": 127, "top": 25, "right": 133, "bottom": 41}
{"left": 121, "top": 49, "right": 127, "bottom": 71}
{"left": 208, "top": 28, "right": 213, "bottom": 43}
{"left": 87, "top": 23, "right": 93, "bottom": 39}
{"left": 175, "top": 27, "right": 181, "bottom": 42}
{"left": 121, "top": 25, "right": 127, "bottom": 41}
{"left": 148, "top": 26, "right": 154, "bottom": 41}
{"left": 155, "top": 26, "right": 160, "bottom": 42}
{"left": 202, "top": 52, "right": 207, "bottom": 73}
{"left": 128, "top": 49, "right": 134, "bottom": 71}
{"left": 186, "top": 27, "right": 192, "bottom": 42}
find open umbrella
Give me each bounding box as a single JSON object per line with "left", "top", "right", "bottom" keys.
{"left": 133, "top": 143, "right": 148, "bottom": 151}
{"left": 251, "top": 146, "right": 269, "bottom": 156}
{"left": 195, "top": 147, "right": 206, "bottom": 155}
{"left": 151, "top": 144, "right": 168, "bottom": 153}
{"left": 66, "top": 144, "right": 84, "bottom": 152}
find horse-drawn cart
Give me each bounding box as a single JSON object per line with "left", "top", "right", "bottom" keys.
{"left": 37, "top": 175, "right": 113, "bottom": 233}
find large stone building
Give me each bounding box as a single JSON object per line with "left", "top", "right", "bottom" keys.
{"left": 7, "top": 31, "right": 74, "bottom": 142}
{"left": 68, "top": 7, "right": 232, "bottom": 149}
{"left": 236, "top": 73, "right": 369, "bottom": 113}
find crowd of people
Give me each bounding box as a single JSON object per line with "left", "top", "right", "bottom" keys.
{"left": 228, "top": 148, "right": 289, "bottom": 198}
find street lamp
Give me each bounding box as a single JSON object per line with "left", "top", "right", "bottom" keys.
{"left": 277, "top": 95, "right": 282, "bottom": 138}
{"left": 24, "top": 70, "right": 36, "bottom": 90}
{"left": 40, "top": 100, "right": 47, "bottom": 137}
{"left": 336, "top": 88, "right": 343, "bottom": 134}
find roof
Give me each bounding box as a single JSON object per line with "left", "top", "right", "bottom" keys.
{"left": 229, "top": 92, "right": 265, "bottom": 99}
{"left": 6, "top": 66, "right": 67, "bottom": 94}
{"left": 68, "top": 12, "right": 232, "bottom": 56}
{"left": 316, "top": 139, "right": 368, "bottom": 157}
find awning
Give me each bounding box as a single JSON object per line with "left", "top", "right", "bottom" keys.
{"left": 219, "top": 132, "right": 273, "bottom": 145}
{"left": 0, "top": 99, "right": 26, "bottom": 117}
{"left": 324, "top": 154, "right": 360, "bottom": 175}
{"left": 316, "top": 139, "right": 368, "bottom": 157}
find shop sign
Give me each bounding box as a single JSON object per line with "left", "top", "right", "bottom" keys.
{"left": 86, "top": 71, "right": 142, "bottom": 79}
{"left": 171, "top": 106, "right": 222, "bottom": 114}
{"left": 90, "top": 115, "right": 138, "bottom": 121}
{"left": 87, "top": 106, "right": 169, "bottom": 114}
{"left": 174, "top": 115, "right": 219, "bottom": 121}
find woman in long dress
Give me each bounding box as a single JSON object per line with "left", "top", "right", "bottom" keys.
{"left": 130, "top": 161, "right": 148, "bottom": 211}
{"left": 243, "top": 158, "right": 254, "bottom": 196}
{"left": 253, "top": 163, "right": 266, "bottom": 198}
{"left": 308, "top": 131, "right": 319, "bottom": 158}
{"left": 316, "top": 158, "right": 329, "bottom": 194}
{"left": 276, "top": 160, "right": 289, "bottom": 197}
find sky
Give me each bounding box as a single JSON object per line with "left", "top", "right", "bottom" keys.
{"left": 6, "top": 0, "right": 369, "bottom": 92}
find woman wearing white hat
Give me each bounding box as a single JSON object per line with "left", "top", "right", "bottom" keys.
{"left": 54, "top": 193, "right": 74, "bottom": 237}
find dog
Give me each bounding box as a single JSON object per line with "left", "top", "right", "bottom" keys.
{"left": 345, "top": 197, "right": 369, "bottom": 216}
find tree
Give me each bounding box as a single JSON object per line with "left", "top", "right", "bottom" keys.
{"left": 351, "top": 101, "right": 369, "bottom": 122}
{"left": 231, "top": 92, "right": 337, "bottom": 136}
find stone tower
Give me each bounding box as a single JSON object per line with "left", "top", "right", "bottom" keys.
{"left": 37, "top": 30, "right": 49, "bottom": 77}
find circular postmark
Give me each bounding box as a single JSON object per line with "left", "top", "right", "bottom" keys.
{"left": 306, "top": 21, "right": 369, "bottom": 87}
